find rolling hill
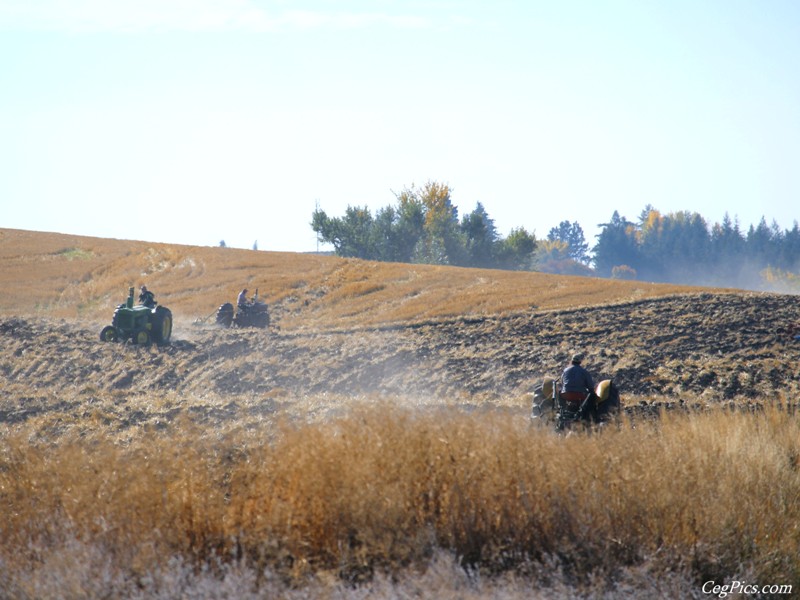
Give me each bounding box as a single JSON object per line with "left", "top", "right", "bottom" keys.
{"left": 1, "top": 226, "right": 715, "bottom": 328}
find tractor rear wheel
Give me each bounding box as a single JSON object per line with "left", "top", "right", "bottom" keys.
{"left": 151, "top": 306, "right": 173, "bottom": 345}
{"left": 99, "top": 326, "right": 118, "bottom": 342}
{"left": 216, "top": 303, "right": 234, "bottom": 328}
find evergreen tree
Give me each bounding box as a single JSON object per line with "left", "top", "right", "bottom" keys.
{"left": 311, "top": 205, "right": 376, "bottom": 259}
{"left": 461, "top": 202, "right": 498, "bottom": 268}
{"left": 639, "top": 210, "right": 710, "bottom": 283}
{"left": 709, "top": 213, "right": 746, "bottom": 285}
{"left": 779, "top": 221, "right": 800, "bottom": 271}
{"left": 495, "top": 227, "right": 537, "bottom": 270}
{"left": 393, "top": 194, "right": 426, "bottom": 262}
{"left": 593, "top": 211, "right": 640, "bottom": 278}
{"left": 370, "top": 206, "right": 401, "bottom": 262}
{"left": 746, "top": 217, "right": 781, "bottom": 269}
{"left": 340, "top": 206, "right": 375, "bottom": 259}
{"left": 636, "top": 207, "right": 667, "bottom": 281}
{"left": 547, "top": 221, "right": 590, "bottom": 264}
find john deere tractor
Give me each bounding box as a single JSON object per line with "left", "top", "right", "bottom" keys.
{"left": 99, "top": 287, "right": 173, "bottom": 345}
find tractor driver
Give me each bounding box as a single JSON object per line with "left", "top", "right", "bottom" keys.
{"left": 560, "top": 353, "right": 595, "bottom": 410}
{"left": 237, "top": 288, "right": 251, "bottom": 309}
{"left": 139, "top": 285, "right": 156, "bottom": 308}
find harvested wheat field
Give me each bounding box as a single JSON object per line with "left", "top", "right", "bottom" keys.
{"left": 1, "top": 227, "right": 799, "bottom": 598}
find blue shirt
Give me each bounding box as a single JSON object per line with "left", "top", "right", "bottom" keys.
{"left": 561, "top": 363, "right": 594, "bottom": 394}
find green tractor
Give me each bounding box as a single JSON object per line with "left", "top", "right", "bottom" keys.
{"left": 99, "top": 287, "right": 173, "bottom": 346}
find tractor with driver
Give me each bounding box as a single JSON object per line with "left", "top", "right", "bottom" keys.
{"left": 215, "top": 288, "right": 270, "bottom": 329}
{"left": 99, "top": 287, "right": 173, "bottom": 345}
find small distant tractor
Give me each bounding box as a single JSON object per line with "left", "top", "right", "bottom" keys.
{"left": 99, "top": 287, "right": 173, "bottom": 345}
{"left": 216, "top": 289, "right": 270, "bottom": 329}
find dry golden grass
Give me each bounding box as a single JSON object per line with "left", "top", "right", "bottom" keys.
{"left": 0, "top": 227, "right": 725, "bottom": 330}
{"left": 1, "top": 405, "right": 798, "bottom": 597}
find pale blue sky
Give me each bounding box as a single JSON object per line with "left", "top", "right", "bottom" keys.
{"left": 2, "top": 1, "right": 799, "bottom": 253}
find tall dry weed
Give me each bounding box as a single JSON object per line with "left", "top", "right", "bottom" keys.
{"left": 2, "top": 403, "right": 799, "bottom": 594}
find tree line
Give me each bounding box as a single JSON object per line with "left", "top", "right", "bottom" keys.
{"left": 311, "top": 181, "right": 800, "bottom": 290}
{"left": 593, "top": 207, "right": 800, "bottom": 290}
{"left": 312, "top": 181, "right": 537, "bottom": 270}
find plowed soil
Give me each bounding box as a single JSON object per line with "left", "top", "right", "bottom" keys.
{"left": 3, "top": 290, "right": 799, "bottom": 437}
